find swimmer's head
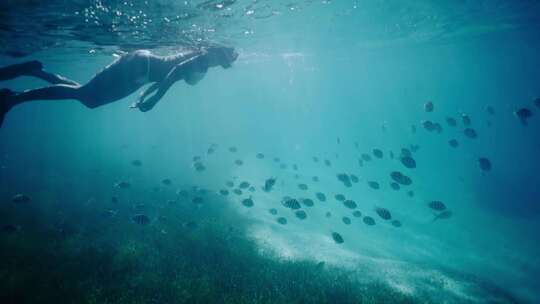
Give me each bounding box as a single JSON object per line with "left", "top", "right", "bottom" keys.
{"left": 201, "top": 45, "right": 238, "bottom": 69}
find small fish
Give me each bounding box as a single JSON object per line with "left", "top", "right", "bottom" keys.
{"left": 334, "top": 194, "right": 346, "bottom": 201}
{"left": 342, "top": 217, "right": 351, "bottom": 225}
{"left": 298, "top": 183, "right": 308, "bottom": 190}
{"left": 111, "top": 196, "right": 119, "bottom": 203}
{"left": 422, "top": 120, "right": 435, "bottom": 132}
{"left": 390, "top": 171, "right": 412, "bottom": 186}
{"left": 239, "top": 181, "right": 250, "bottom": 189}
{"left": 361, "top": 153, "right": 372, "bottom": 161}
{"left": 12, "top": 194, "right": 31, "bottom": 204}
{"left": 400, "top": 148, "right": 412, "bottom": 158}
{"left": 302, "top": 198, "right": 314, "bottom": 207}
{"left": 514, "top": 107, "right": 533, "bottom": 126}
{"left": 343, "top": 200, "right": 357, "bottom": 209}
{"left": 162, "top": 179, "right": 172, "bottom": 186}
{"left": 390, "top": 182, "right": 400, "bottom": 191}
{"left": 276, "top": 217, "right": 287, "bottom": 225}
{"left": 132, "top": 214, "right": 150, "bottom": 225}
{"left": 263, "top": 177, "right": 276, "bottom": 192}
{"left": 446, "top": 117, "right": 457, "bottom": 127}
{"left": 219, "top": 189, "right": 229, "bottom": 196}
{"left": 193, "top": 161, "right": 206, "bottom": 172}
{"left": 229, "top": 146, "right": 238, "bottom": 153}
{"left": 448, "top": 139, "right": 459, "bottom": 148}
{"left": 331, "top": 232, "right": 344, "bottom": 244}
{"left": 316, "top": 192, "right": 327, "bottom": 202}
{"left": 535, "top": 98, "right": 540, "bottom": 109}
{"left": 391, "top": 220, "right": 402, "bottom": 227}
{"left": 363, "top": 216, "right": 376, "bottom": 226}
{"left": 324, "top": 159, "right": 332, "bottom": 167}
{"left": 336, "top": 173, "right": 352, "bottom": 187}
{"left": 432, "top": 210, "right": 453, "bottom": 221}
{"left": 293, "top": 164, "right": 299, "bottom": 171}
{"left": 325, "top": 211, "right": 332, "bottom": 218}
{"left": 192, "top": 197, "right": 204, "bottom": 204}
{"left": 424, "top": 101, "right": 434, "bottom": 112}
{"left": 350, "top": 174, "right": 359, "bottom": 183}
{"left": 225, "top": 181, "right": 234, "bottom": 188}
{"left": 256, "top": 153, "right": 265, "bottom": 159}
{"left": 295, "top": 210, "right": 307, "bottom": 220}
{"left": 407, "top": 190, "right": 415, "bottom": 197}
{"left": 269, "top": 208, "right": 278, "bottom": 215}
{"left": 352, "top": 210, "right": 362, "bottom": 218}
{"left": 464, "top": 128, "right": 478, "bottom": 139}
{"left": 282, "top": 198, "right": 301, "bottom": 210}
{"left": 486, "top": 105, "right": 495, "bottom": 115}
{"left": 375, "top": 207, "right": 392, "bottom": 220}
{"left": 312, "top": 176, "right": 319, "bottom": 182}
{"left": 234, "top": 159, "right": 244, "bottom": 166}
{"left": 428, "top": 201, "right": 446, "bottom": 211}
{"left": 400, "top": 156, "right": 416, "bottom": 169}
{"left": 131, "top": 160, "right": 142, "bottom": 166}
{"left": 373, "top": 149, "right": 383, "bottom": 159}
{"left": 367, "top": 181, "right": 380, "bottom": 190}
{"left": 478, "top": 157, "right": 492, "bottom": 172}
{"left": 241, "top": 197, "right": 254, "bottom": 208}
{"left": 233, "top": 189, "right": 243, "bottom": 195}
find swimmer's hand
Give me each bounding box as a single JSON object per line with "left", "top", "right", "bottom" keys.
{"left": 136, "top": 95, "right": 159, "bottom": 112}
{"left": 129, "top": 98, "right": 144, "bottom": 110}
{"left": 130, "top": 82, "right": 160, "bottom": 111}
{"left": 129, "top": 94, "right": 158, "bottom": 112}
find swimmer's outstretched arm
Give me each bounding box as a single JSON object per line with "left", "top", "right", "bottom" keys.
{"left": 135, "top": 54, "right": 204, "bottom": 112}
{"left": 129, "top": 82, "right": 159, "bottom": 109}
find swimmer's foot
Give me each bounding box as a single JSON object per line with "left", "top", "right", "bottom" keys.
{"left": 0, "top": 89, "right": 16, "bottom": 127}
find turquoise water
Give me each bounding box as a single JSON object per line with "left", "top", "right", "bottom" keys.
{"left": 1, "top": 1, "right": 540, "bottom": 303}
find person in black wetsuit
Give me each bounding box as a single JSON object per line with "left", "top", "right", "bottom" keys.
{"left": 0, "top": 45, "right": 238, "bottom": 126}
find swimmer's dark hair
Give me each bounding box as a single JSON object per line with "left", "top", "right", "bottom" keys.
{"left": 197, "top": 42, "right": 238, "bottom": 69}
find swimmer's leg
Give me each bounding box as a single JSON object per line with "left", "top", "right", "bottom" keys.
{"left": 0, "top": 61, "right": 43, "bottom": 81}
{"left": 0, "top": 84, "right": 84, "bottom": 127}
{"left": 30, "top": 69, "right": 80, "bottom": 86}
{"left": 0, "top": 60, "right": 80, "bottom": 86}
{"left": 0, "top": 89, "right": 16, "bottom": 127}
{"left": 9, "top": 84, "right": 82, "bottom": 105}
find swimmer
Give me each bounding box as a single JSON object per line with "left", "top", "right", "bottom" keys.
{"left": 0, "top": 44, "right": 238, "bottom": 126}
